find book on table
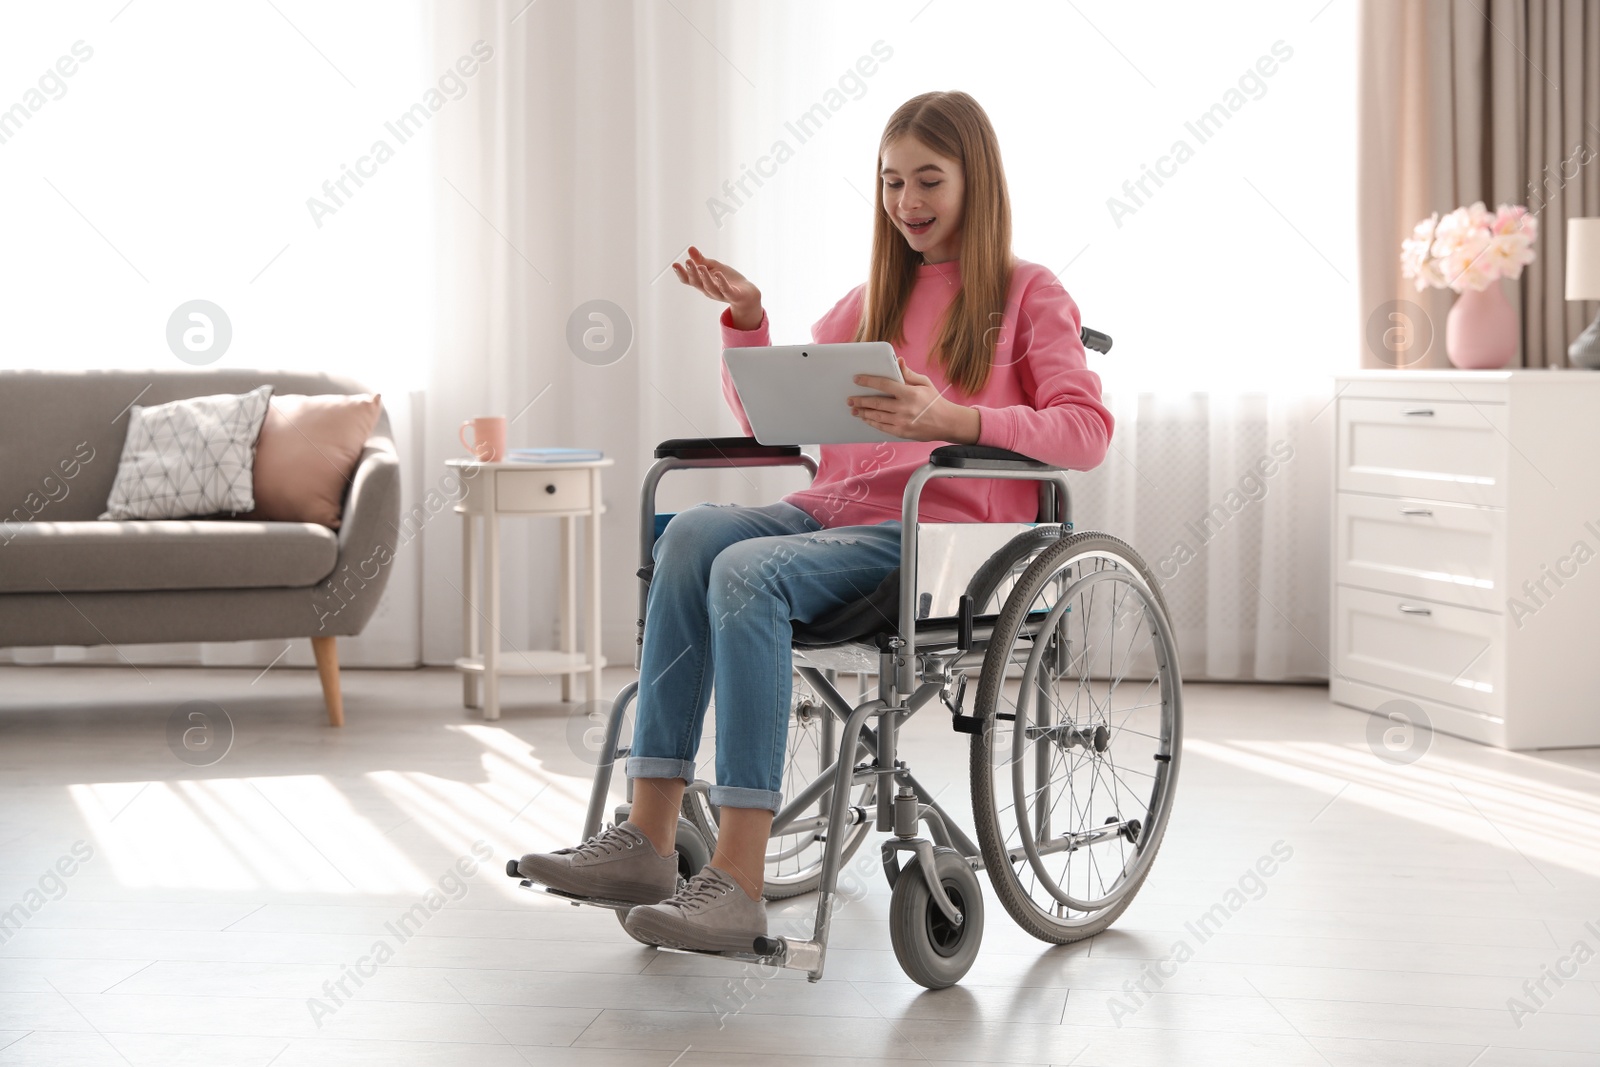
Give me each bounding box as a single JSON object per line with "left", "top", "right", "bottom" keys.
{"left": 505, "top": 447, "right": 604, "bottom": 462}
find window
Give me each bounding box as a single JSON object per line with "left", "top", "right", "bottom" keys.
{"left": 725, "top": 0, "right": 1357, "bottom": 394}
{"left": 0, "top": 2, "right": 430, "bottom": 392}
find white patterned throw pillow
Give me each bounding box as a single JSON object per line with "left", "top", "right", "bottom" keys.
{"left": 100, "top": 385, "right": 274, "bottom": 520}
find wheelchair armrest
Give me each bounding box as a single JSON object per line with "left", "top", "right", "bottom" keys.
{"left": 654, "top": 436, "right": 803, "bottom": 461}
{"left": 929, "top": 444, "right": 1064, "bottom": 472}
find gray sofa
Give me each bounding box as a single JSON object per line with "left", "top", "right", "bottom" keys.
{"left": 0, "top": 369, "right": 401, "bottom": 725}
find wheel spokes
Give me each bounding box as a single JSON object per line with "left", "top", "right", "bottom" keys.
{"left": 986, "top": 546, "right": 1178, "bottom": 923}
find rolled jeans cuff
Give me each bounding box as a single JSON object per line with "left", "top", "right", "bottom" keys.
{"left": 626, "top": 756, "right": 695, "bottom": 784}
{"left": 708, "top": 784, "right": 783, "bottom": 814}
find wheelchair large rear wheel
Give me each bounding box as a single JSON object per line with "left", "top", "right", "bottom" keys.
{"left": 969, "top": 531, "right": 1182, "bottom": 943}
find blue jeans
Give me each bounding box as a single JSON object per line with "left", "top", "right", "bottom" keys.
{"left": 625, "top": 501, "right": 902, "bottom": 813}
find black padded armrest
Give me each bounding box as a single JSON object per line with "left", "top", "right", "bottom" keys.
{"left": 929, "top": 444, "right": 1063, "bottom": 471}
{"left": 654, "top": 436, "right": 803, "bottom": 461}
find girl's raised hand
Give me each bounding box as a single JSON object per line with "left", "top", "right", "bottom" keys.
{"left": 670, "top": 246, "right": 762, "bottom": 330}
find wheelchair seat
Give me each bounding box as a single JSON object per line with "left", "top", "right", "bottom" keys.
{"left": 632, "top": 559, "right": 901, "bottom": 649}
{"left": 639, "top": 443, "right": 1068, "bottom": 652}
{"left": 790, "top": 568, "right": 902, "bottom": 649}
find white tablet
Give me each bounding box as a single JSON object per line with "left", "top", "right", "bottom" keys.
{"left": 723, "top": 342, "right": 905, "bottom": 445}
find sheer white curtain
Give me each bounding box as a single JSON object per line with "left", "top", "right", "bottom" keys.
{"left": 0, "top": 0, "right": 1349, "bottom": 682}
{"left": 418, "top": 0, "right": 760, "bottom": 667}
{"left": 423, "top": 0, "right": 1351, "bottom": 682}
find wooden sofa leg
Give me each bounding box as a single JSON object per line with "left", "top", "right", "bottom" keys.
{"left": 311, "top": 636, "right": 345, "bottom": 727}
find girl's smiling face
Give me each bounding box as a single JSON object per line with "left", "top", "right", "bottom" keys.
{"left": 881, "top": 136, "right": 965, "bottom": 265}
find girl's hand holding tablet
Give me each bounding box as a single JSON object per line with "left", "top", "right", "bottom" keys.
{"left": 849, "top": 354, "right": 981, "bottom": 445}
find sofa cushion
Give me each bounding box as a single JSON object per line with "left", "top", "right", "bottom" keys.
{"left": 242, "top": 393, "right": 382, "bottom": 529}
{"left": 100, "top": 386, "right": 274, "bottom": 520}
{"left": 0, "top": 520, "right": 339, "bottom": 594}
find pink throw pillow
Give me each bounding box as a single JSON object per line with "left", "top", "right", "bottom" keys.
{"left": 244, "top": 393, "right": 382, "bottom": 528}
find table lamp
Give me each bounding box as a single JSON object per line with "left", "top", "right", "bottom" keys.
{"left": 1568, "top": 217, "right": 1600, "bottom": 368}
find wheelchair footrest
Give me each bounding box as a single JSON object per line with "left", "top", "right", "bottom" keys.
{"left": 651, "top": 943, "right": 780, "bottom": 965}
{"left": 652, "top": 934, "right": 823, "bottom": 978}
{"left": 523, "top": 884, "right": 642, "bottom": 913}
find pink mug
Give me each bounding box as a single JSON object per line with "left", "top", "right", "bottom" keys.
{"left": 459, "top": 416, "right": 507, "bottom": 462}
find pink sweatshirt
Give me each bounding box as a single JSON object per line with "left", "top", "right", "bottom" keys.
{"left": 719, "top": 257, "right": 1114, "bottom": 528}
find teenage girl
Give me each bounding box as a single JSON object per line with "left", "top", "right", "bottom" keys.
{"left": 518, "top": 90, "right": 1113, "bottom": 952}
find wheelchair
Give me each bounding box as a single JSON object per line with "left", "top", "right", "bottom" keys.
{"left": 507, "top": 328, "right": 1184, "bottom": 989}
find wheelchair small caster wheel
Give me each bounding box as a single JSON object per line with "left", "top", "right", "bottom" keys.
{"left": 889, "top": 846, "right": 983, "bottom": 989}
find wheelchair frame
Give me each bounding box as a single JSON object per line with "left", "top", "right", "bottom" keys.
{"left": 577, "top": 436, "right": 1079, "bottom": 983}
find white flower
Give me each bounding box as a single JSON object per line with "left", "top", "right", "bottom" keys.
{"left": 1440, "top": 229, "right": 1493, "bottom": 292}
{"left": 1484, "top": 231, "right": 1536, "bottom": 279}
{"left": 1398, "top": 203, "right": 1537, "bottom": 291}
{"left": 1400, "top": 213, "right": 1444, "bottom": 290}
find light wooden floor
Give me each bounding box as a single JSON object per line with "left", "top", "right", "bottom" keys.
{"left": 0, "top": 665, "right": 1596, "bottom": 1066}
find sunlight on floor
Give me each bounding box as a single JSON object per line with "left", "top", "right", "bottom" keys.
{"left": 1187, "top": 738, "right": 1600, "bottom": 879}
{"left": 65, "top": 723, "right": 603, "bottom": 894}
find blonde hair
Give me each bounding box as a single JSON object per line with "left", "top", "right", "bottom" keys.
{"left": 853, "top": 91, "right": 1014, "bottom": 397}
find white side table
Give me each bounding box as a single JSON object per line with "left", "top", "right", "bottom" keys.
{"left": 449, "top": 457, "right": 612, "bottom": 721}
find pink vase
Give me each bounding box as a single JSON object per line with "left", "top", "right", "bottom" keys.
{"left": 1445, "top": 280, "right": 1518, "bottom": 369}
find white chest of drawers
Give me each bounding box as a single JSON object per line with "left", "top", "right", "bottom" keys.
{"left": 1331, "top": 370, "right": 1600, "bottom": 749}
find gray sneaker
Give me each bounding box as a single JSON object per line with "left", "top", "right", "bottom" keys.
{"left": 623, "top": 865, "right": 768, "bottom": 952}
{"left": 516, "top": 822, "right": 678, "bottom": 906}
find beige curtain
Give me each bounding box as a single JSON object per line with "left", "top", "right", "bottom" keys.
{"left": 1358, "top": 0, "right": 1600, "bottom": 368}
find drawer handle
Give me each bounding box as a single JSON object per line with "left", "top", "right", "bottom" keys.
{"left": 1401, "top": 407, "right": 1435, "bottom": 416}
{"left": 545, "top": 484, "right": 557, "bottom": 494}
{"left": 1397, "top": 603, "right": 1433, "bottom": 616}
{"left": 1398, "top": 507, "right": 1434, "bottom": 516}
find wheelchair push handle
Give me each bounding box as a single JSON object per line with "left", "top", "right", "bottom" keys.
{"left": 1080, "top": 326, "right": 1113, "bottom": 354}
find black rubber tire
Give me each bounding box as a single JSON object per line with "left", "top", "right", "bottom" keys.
{"left": 673, "top": 817, "right": 711, "bottom": 881}
{"left": 969, "top": 531, "right": 1181, "bottom": 945}
{"left": 888, "top": 847, "right": 985, "bottom": 989}
{"left": 964, "top": 524, "right": 1063, "bottom": 612}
